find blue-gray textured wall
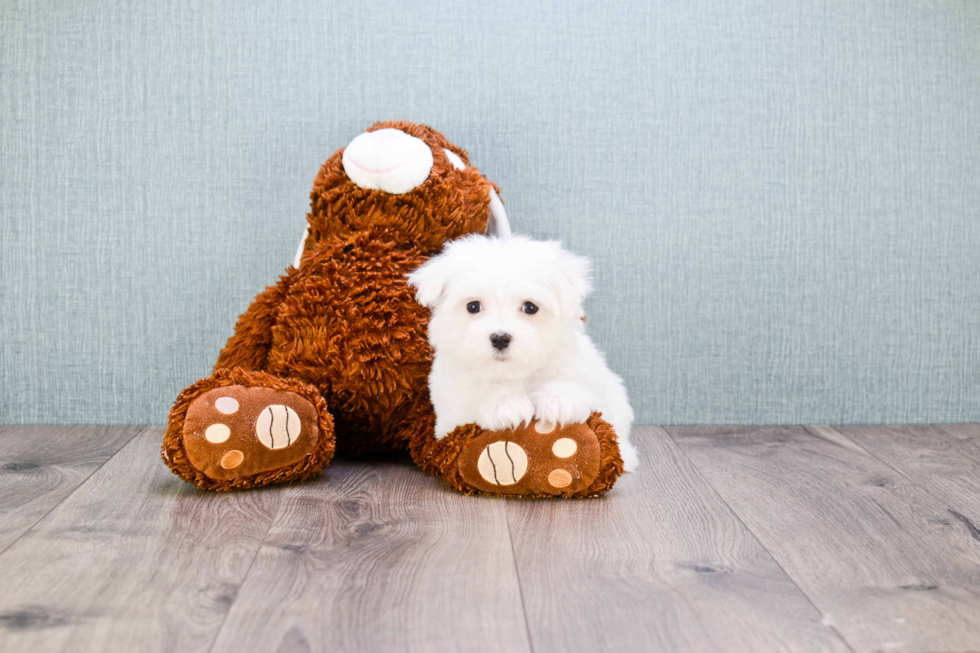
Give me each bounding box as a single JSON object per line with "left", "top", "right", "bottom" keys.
{"left": 2, "top": 0, "right": 979, "bottom": 425}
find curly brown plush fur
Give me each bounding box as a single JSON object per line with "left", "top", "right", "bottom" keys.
{"left": 210, "top": 121, "right": 492, "bottom": 457}
{"left": 303, "top": 121, "right": 495, "bottom": 257}
{"left": 162, "top": 121, "right": 626, "bottom": 496}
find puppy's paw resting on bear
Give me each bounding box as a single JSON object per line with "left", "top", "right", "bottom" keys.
{"left": 530, "top": 384, "right": 592, "bottom": 428}
{"left": 478, "top": 392, "right": 535, "bottom": 431}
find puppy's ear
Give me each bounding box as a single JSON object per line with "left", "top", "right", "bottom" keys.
{"left": 407, "top": 253, "right": 454, "bottom": 308}
{"left": 551, "top": 245, "right": 594, "bottom": 315}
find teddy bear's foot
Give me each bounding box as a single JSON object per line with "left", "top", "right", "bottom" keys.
{"left": 162, "top": 368, "right": 335, "bottom": 491}
{"left": 413, "top": 413, "right": 624, "bottom": 498}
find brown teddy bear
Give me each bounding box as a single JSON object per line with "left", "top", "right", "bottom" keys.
{"left": 162, "top": 121, "right": 625, "bottom": 497}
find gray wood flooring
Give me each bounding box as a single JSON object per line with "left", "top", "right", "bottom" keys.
{"left": 1, "top": 424, "right": 979, "bottom": 653}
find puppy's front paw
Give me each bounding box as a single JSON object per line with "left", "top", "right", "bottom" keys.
{"left": 532, "top": 393, "right": 591, "bottom": 427}
{"left": 479, "top": 394, "right": 535, "bottom": 431}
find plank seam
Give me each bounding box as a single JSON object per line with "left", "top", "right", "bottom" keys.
{"left": 661, "top": 425, "right": 859, "bottom": 653}
{"left": 815, "top": 424, "right": 980, "bottom": 546}
{"left": 935, "top": 424, "right": 980, "bottom": 466}
{"left": 0, "top": 424, "right": 147, "bottom": 559}
{"left": 505, "top": 504, "right": 537, "bottom": 653}
{"left": 206, "top": 488, "right": 289, "bottom": 653}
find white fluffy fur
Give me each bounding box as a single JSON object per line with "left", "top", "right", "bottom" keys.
{"left": 408, "top": 235, "right": 639, "bottom": 472}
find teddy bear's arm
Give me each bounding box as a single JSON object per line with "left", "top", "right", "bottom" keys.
{"left": 214, "top": 273, "right": 292, "bottom": 372}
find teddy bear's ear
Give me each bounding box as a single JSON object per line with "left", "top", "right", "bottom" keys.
{"left": 292, "top": 226, "right": 310, "bottom": 269}
{"left": 407, "top": 253, "right": 455, "bottom": 308}
{"left": 486, "top": 188, "right": 512, "bottom": 238}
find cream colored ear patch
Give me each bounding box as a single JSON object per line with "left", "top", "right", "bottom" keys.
{"left": 477, "top": 441, "right": 528, "bottom": 486}
{"left": 443, "top": 148, "right": 465, "bottom": 170}
{"left": 205, "top": 424, "right": 231, "bottom": 443}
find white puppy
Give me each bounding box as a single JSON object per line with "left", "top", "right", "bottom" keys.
{"left": 408, "top": 235, "right": 639, "bottom": 472}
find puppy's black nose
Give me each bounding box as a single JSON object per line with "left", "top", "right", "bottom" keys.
{"left": 490, "top": 332, "right": 512, "bottom": 350}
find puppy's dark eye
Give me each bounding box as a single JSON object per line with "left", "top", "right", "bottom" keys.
{"left": 522, "top": 301, "right": 539, "bottom": 315}
{"left": 467, "top": 301, "right": 482, "bottom": 314}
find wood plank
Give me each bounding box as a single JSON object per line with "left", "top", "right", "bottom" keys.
{"left": 506, "top": 426, "right": 850, "bottom": 653}
{"left": 0, "top": 425, "right": 141, "bottom": 553}
{"left": 0, "top": 426, "right": 284, "bottom": 652}
{"left": 669, "top": 425, "right": 980, "bottom": 653}
{"left": 817, "top": 424, "right": 980, "bottom": 538}
{"left": 209, "top": 458, "right": 531, "bottom": 653}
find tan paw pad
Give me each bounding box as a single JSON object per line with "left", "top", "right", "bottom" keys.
{"left": 477, "top": 441, "right": 528, "bottom": 486}
{"left": 552, "top": 437, "right": 577, "bottom": 458}
{"left": 205, "top": 423, "right": 231, "bottom": 443}
{"left": 220, "top": 450, "right": 244, "bottom": 469}
{"left": 548, "top": 469, "right": 573, "bottom": 488}
{"left": 182, "top": 385, "right": 321, "bottom": 481}
{"left": 255, "top": 405, "right": 301, "bottom": 450}
{"left": 214, "top": 396, "right": 239, "bottom": 414}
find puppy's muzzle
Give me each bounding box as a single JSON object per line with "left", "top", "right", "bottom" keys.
{"left": 490, "top": 332, "right": 512, "bottom": 350}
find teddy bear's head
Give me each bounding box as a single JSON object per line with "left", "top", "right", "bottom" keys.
{"left": 303, "top": 121, "right": 509, "bottom": 255}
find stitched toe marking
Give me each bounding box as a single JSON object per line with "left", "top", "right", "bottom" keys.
{"left": 477, "top": 441, "right": 528, "bottom": 486}
{"left": 255, "top": 405, "right": 301, "bottom": 450}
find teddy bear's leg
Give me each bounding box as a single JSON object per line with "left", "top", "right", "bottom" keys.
{"left": 407, "top": 406, "right": 625, "bottom": 498}
{"left": 162, "top": 368, "right": 335, "bottom": 491}
{"left": 214, "top": 275, "right": 293, "bottom": 372}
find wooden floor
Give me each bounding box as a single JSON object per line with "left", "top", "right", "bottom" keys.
{"left": 1, "top": 425, "right": 979, "bottom": 652}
